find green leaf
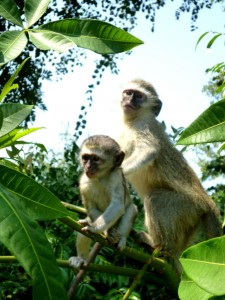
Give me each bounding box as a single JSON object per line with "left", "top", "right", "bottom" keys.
{"left": 25, "top": 0, "right": 51, "bottom": 28}
{"left": 195, "top": 32, "right": 209, "bottom": 50}
{"left": 0, "top": 0, "right": 23, "bottom": 27}
{"left": 0, "top": 183, "right": 67, "bottom": 300}
{"left": 0, "top": 127, "right": 43, "bottom": 149}
{"left": 0, "top": 31, "right": 27, "bottom": 66}
{"left": 178, "top": 272, "right": 214, "bottom": 300}
{"left": 177, "top": 98, "right": 225, "bottom": 145}
{"left": 0, "top": 103, "right": 33, "bottom": 137}
{"left": 29, "top": 30, "right": 74, "bottom": 52}
{"left": 180, "top": 236, "right": 225, "bottom": 296}
{"left": 0, "top": 58, "right": 30, "bottom": 102}
{"left": 0, "top": 106, "right": 3, "bottom": 130}
{"left": 0, "top": 165, "right": 69, "bottom": 220}
{"left": 31, "top": 19, "right": 144, "bottom": 54}
{"left": 207, "top": 33, "right": 222, "bottom": 49}
{"left": 0, "top": 158, "right": 20, "bottom": 170}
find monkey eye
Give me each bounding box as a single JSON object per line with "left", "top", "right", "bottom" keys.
{"left": 92, "top": 155, "right": 100, "bottom": 162}
{"left": 82, "top": 154, "right": 88, "bottom": 160}
{"left": 82, "top": 154, "right": 89, "bottom": 162}
{"left": 124, "top": 90, "right": 133, "bottom": 96}
{"left": 135, "top": 92, "right": 143, "bottom": 100}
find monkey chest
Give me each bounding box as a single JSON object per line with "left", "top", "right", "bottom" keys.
{"left": 81, "top": 181, "right": 111, "bottom": 211}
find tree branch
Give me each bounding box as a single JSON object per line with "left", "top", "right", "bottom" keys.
{"left": 59, "top": 216, "right": 180, "bottom": 293}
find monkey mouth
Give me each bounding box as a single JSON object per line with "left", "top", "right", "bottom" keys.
{"left": 86, "top": 171, "right": 96, "bottom": 178}
{"left": 123, "top": 104, "right": 135, "bottom": 112}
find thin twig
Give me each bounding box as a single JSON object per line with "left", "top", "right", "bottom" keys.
{"left": 61, "top": 201, "right": 86, "bottom": 214}
{"left": 67, "top": 242, "right": 102, "bottom": 300}
{"left": 123, "top": 257, "right": 152, "bottom": 300}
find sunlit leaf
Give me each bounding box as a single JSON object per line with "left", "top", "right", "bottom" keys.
{"left": 177, "top": 98, "right": 225, "bottom": 145}
{"left": 178, "top": 272, "right": 214, "bottom": 300}
{"left": 195, "top": 31, "right": 209, "bottom": 50}
{"left": 0, "top": 103, "right": 33, "bottom": 137}
{"left": 0, "top": 165, "right": 69, "bottom": 220}
{"left": 0, "top": 127, "right": 43, "bottom": 149}
{"left": 0, "top": 31, "right": 27, "bottom": 66}
{"left": 207, "top": 33, "right": 222, "bottom": 49}
{"left": 0, "top": 58, "right": 30, "bottom": 102}
{"left": 0, "top": 0, "right": 23, "bottom": 27}
{"left": 25, "top": 0, "right": 51, "bottom": 28}
{"left": 0, "top": 183, "right": 67, "bottom": 300}
{"left": 29, "top": 31, "right": 74, "bottom": 52}
{"left": 31, "top": 19, "right": 144, "bottom": 54}
{"left": 180, "top": 236, "right": 225, "bottom": 296}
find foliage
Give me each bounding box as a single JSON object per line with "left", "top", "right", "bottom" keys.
{"left": 177, "top": 97, "right": 225, "bottom": 145}
{"left": 0, "top": 1, "right": 143, "bottom": 64}
{"left": 179, "top": 236, "right": 225, "bottom": 300}
{"left": 177, "top": 20, "right": 225, "bottom": 300}
{"left": 0, "top": 16, "right": 178, "bottom": 300}
{"left": 0, "top": 0, "right": 220, "bottom": 128}
{"left": 177, "top": 30, "right": 225, "bottom": 146}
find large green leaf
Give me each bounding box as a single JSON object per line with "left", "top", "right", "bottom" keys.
{"left": 178, "top": 272, "right": 214, "bottom": 300}
{"left": 30, "top": 19, "right": 144, "bottom": 54}
{"left": 177, "top": 99, "right": 225, "bottom": 145}
{"left": 180, "top": 236, "right": 225, "bottom": 296}
{"left": 29, "top": 31, "right": 74, "bottom": 52}
{"left": 0, "top": 127, "right": 43, "bottom": 149}
{"left": 25, "top": 0, "right": 51, "bottom": 28}
{"left": 0, "top": 103, "right": 33, "bottom": 137}
{"left": 0, "top": 0, "right": 23, "bottom": 27}
{"left": 0, "top": 165, "right": 69, "bottom": 220}
{"left": 0, "top": 184, "right": 67, "bottom": 300}
{"left": 0, "top": 31, "right": 27, "bottom": 66}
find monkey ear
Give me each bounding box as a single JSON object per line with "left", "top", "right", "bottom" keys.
{"left": 115, "top": 151, "right": 125, "bottom": 167}
{"left": 152, "top": 98, "right": 162, "bottom": 116}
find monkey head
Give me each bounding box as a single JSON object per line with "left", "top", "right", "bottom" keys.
{"left": 121, "top": 79, "right": 162, "bottom": 119}
{"left": 80, "top": 135, "right": 125, "bottom": 178}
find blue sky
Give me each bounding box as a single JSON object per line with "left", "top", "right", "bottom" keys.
{"left": 31, "top": 1, "right": 224, "bottom": 164}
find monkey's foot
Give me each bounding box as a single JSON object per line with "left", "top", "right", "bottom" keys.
{"left": 78, "top": 219, "right": 89, "bottom": 226}
{"left": 106, "top": 227, "right": 120, "bottom": 244}
{"left": 131, "top": 230, "right": 155, "bottom": 251}
{"left": 68, "top": 256, "right": 87, "bottom": 271}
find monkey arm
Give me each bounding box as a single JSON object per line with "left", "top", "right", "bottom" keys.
{"left": 83, "top": 185, "right": 126, "bottom": 234}
{"left": 83, "top": 199, "right": 125, "bottom": 233}
{"left": 122, "top": 145, "right": 159, "bottom": 176}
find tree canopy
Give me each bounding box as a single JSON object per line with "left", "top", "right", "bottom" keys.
{"left": 0, "top": 0, "right": 220, "bottom": 131}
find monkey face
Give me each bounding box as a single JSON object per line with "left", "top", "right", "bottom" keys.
{"left": 121, "top": 89, "right": 146, "bottom": 113}
{"left": 81, "top": 154, "right": 102, "bottom": 178}
{"left": 121, "top": 80, "right": 162, "bottom": 117}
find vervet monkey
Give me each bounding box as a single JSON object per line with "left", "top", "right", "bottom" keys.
{"left": 118, "top": 78, "right": 222, "bottom": 259}
{"left": 69, "top": 135, "right": 137, "bottom": 269}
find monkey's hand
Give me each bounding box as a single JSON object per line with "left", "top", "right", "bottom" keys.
{"left": 68, "top": 256, "right": 87, "bottom": 272}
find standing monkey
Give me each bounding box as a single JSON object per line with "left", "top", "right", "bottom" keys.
{"left": 117, "top": 78, "right": 222, "bottom": 260}
{"left": 69, "top": 135, "right": 137, "bottom": 269}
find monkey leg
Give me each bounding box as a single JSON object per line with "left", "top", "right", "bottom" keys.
{"left": 116, "top": 203, "right": 138, "bottom": 250}
{"left": 69, "top": 233, "right": 92, "bottom": 271}
{"left": 144, "top": 189, "right": 203, "bottom": 257}
{"left": 131, "top": 230, "right": 156, "bottom": 250}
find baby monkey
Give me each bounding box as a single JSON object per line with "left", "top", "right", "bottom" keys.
{"left": 69, "top": 135, "right": 137, "bottom": 270}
